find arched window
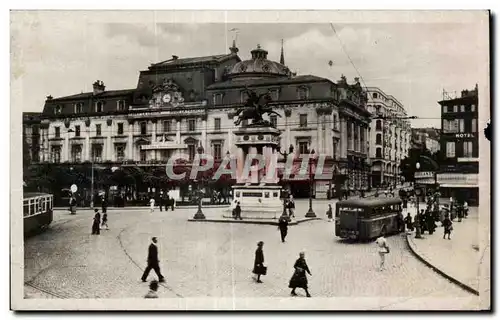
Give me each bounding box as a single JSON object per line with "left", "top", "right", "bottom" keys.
{"left": 376, "top": 120, "right": 382, "bottom": 130}
{"left": 376, "top": 133, "right": 382, "bottom": 145}
{"left": 376, "top": 147, "right": 382, "bottom": 158}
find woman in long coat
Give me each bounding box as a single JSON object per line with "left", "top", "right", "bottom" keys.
{"left": 289, "top": 252, "right": 312, "bottom": 297}
{"left": 91, "top": 209, "right": 101, "bottom": 235}
{"left": 252, "top": 241, "right": 265, "bottom": 283}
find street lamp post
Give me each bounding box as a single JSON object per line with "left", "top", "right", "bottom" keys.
{"left": 192, "top": 143, "right": 206, "bottom": 220}
{"left": 305, "top": 149, "right": 317, "bottom": 218}
{"left": 277, "top": 144, "right": 294, "bottom": 219}
{"left": 414, "top": 162, "right": 423, "bottom": 239}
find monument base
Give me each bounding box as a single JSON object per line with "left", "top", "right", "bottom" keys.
{"left": 230, "top": 184, "right": 283, "bottom": 219}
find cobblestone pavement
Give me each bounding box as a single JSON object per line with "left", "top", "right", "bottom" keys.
{"left": 23, "top": 201, "right": 480, "bottom": 309}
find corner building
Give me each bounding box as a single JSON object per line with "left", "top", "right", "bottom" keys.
{"left": 30, "top": 43, "right": 371, "bottom": 201}
{"left": 365, "top": 87, "right": 411, "bottom": 188}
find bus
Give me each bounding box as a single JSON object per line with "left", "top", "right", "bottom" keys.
{"left": 23, "top": 192, "right": 54, "bottom": 235}
{"left": 335, "top": 197, "right": 403, "bottom": 241}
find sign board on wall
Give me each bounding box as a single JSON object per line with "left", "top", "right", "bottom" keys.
{"left": 455, "top": 133, "right": 475, "bottom": 139}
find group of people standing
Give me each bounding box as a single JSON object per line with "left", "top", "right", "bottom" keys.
{"left": 252, "top": 241, "right": 313, "bottom": 297}
{"left": 149, "top": 191, "right": 175, "bottom": 213}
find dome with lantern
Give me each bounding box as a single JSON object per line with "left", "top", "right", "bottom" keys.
{"left": 227, "top": 44, "right": 292, "bottom": 80}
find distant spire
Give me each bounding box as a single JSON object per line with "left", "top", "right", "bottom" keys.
{"left": 280, "top": 39, "right": 285, "bottom": 65}
{"left": 229, "top": 38, "right": 239, "bottom": 54}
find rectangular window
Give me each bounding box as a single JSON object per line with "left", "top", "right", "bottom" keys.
{"left": 213, "top": 143, "right": 222, "bottom": 160}
{"left": 240, "top": 91, "right": 247, "bottom": 103}
{"left": 458, "top": 119, "right": 465, "bottom": 133}
{"left": 140, "top": 150, "right": 147, "bottom": 162}
{"left": 55, "top": 127, "right": 61, "bottom": 138}
{"left": 96, "top": 102, "right": 103, "bottom": 113}
{"left": 297, "top": 88, "right": 309, "bottom": 100}
{"left": 75, "top": 103, "right": 83, "bottom": 113}
{"left": 332, "top": 141, "right": 338, "bottom": 159}
{"left": 460, "top": 105, "right": 465, "bottom": 112}
{"left": 463, "top": 141, "right": 473, "bottom": 157}
{"left": 188, "top": 119, "right": 196, "bottom": 131}
{"left": 140, "top": 122, "right": 147, "bottom": 135}
{"left": 270, "top": 89, "right": 279, "bottom": 100}
{"left": 117, "top": 123, "right": 124, "bottom": 135}
{"left": 299, "top": 114, "right": 308, "bottom": 128}
{"left": 91, "top": 144, "right": 103, "bottom": 162}
{"left": 453, "top": 105, "right": 458, "bottom": 113}
{"left": 96, "top": 124, "right": 102, "bottom": 136}
{"left": 213, "top": 94, "right": 223, "bottom": 105}
{"left": 446, "top": 142, "right": 456, "bottom": 158}
{"left": 442, "top": 105, "right": 447, "bottom": 113}
{"left": 471, "top": 118, "right": 477, "bottom": 132}
{"left": 160, "top": 150, "right": 172, "bottom": 161}
{"left": 71, "top": 145, "right": 82, "bottom": 162}
{"left": 214, "top": 118, "right": 221, "bottom": 131}
{"left": 75, "top": 125, "right": 81, "bottom": 137}
{"left": 188, "top": 144, "right": 196, "bottom": 161}
{"left": 116, "top": 144, "right": 125, "bottom": 161}
{"left": 117, "top": 100, "right": 126, "bottom": 111}
{"left": 376, "top": 148, "right": 382, "bottom": 158}
{"left": 471, "top": 104, "right": 476, "bottom": 112}
{"left": 270, "top": 115, "right": 278, "bottom": 128}
{"left": 52, "top": 146, "right": 61, "bottom": 163}
{"left": 298, "top": 141, "right": 309, "bottom": 154}
{"left": 333, "top": 114, "right": 339, "bottom": 130}
{"left": 163, "top": 120, "right": 171, "bottom": 133}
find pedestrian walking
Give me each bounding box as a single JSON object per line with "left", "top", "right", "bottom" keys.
{"left": 91, "top": 209, "right": 101, "bottom": 235}
{"left": 101, "top": 212, "right": 109, "bottom": 230}
{"left": 326, "top": 204, "right": 333, "bottom": 222}
{"left": 397, "top": 211, "right": 404, "bottom": 232}
{"left": 375, "top": 234, "right": 390, "bottom": 271}
{"left": 404, "top": 212, "right": 413, "bottom": 231}
{"left": 141, "top": 237, "right": 165, "bottom": 283}
{"left": 144, "top": 280, "right": 159, "bottom": 299}
{"left": 289, "top": 252, "right": 312, "bottom": 297}
{"left": 278, "top": 216, "right": 289, "bottom": 242}
{"left": 159, "top": 191, "right": 164, "bottom": 212}
{"left": 288, "top": 195, "right": 295, "bottom": 218}
{"left": 234, "top": 201, "right": 242, "bottom": 220}
{"left": 464, "top": 201, "right": 469, "bottom": 218}
{"left": 252, "top": 241, "right": 266, "bottom": 283}
{"left": 149, "top": 197, "right": 155, "bottom": 213}
{"left": 442, "top": 215, "right": 453, "bottom": 240}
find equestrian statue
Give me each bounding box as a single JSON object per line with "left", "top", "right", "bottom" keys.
{"left": 234, "top": 88, "right": 281, "bottom": 126}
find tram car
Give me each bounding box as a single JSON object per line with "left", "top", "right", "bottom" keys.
{"left": 23, "top": 192, "right": 54, "bottom": 235}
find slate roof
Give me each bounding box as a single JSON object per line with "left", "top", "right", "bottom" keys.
{"left": 206, "top": 75, "right": 330, "bottom": 90}
{"left": 149, "top": 54, "right": 237, "bottom": 68}
{"left": 49, "top": 89, "right": 136, "bottom": 102}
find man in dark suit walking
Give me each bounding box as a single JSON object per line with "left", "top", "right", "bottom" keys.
{"left": 141, "top": 237, "right": 165, "bottom": 283}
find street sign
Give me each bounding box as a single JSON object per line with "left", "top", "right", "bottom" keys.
{"left": 70, "top": 184, "right": 78, "bottom": 193}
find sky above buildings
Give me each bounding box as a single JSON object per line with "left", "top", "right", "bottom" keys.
{"left": 11, "top": 11, "right": 489, "bottom": 128}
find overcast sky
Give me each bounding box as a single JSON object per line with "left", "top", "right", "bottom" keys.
{"left": 11, "top": 11, "right": 489, "bottom": 128}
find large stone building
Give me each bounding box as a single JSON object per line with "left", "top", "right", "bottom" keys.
{"left": 411, "top": 127, "right": 440, "bottom": 154}
{"left": 25, "top": 42, "right": 371, "bottom": 202}
{"left": 365, "top": 87, "right": 411, "bottom": 188}
{"left": 437, "top": 85, "right": 479, "bottom": 204}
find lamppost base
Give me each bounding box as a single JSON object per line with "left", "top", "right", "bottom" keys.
{"left": 193, "top": 208, "right": 206, "bottom": 220}
{"left": 305, "top": 208, "right": 316, "bottom": 218}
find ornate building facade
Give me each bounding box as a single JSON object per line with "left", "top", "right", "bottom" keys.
{"left": 365, "top": 87, "right": 411, "bottom": 188}
{"left": 26, "top": 42, "right": 371, "bottom": 201}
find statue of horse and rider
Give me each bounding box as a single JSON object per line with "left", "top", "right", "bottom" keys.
{"left": 234, "top": 88, "right": 281, "bottom": 126}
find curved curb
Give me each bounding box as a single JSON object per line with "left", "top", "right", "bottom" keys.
{"left": 405, "top": 233, "right": 479, "bottom": 296}
{"left": 188, "top": 217, "right": 322, "bottom": 226}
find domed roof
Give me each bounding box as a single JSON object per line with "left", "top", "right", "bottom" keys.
{"left": 227, "top": 45, "right": 291, "bottom": 79}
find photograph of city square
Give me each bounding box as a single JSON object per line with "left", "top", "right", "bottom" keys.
{"left": 11, "top": 10, "right": 490, "bottom": 310}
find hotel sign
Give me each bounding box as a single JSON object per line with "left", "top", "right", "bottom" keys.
{"left": 415, "top": 171, "right": 434, "bottom": 179}
{"left": 455, "top": 133, "right": 475, "bottom": 139}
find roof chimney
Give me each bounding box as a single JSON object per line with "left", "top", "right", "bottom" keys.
{"left": 172, "top": 55, "right": 179, "bottom": 60}
{"left": 46, "top": 95, "right": 53, "bottom": 101}
{"left": 93, "top": 80, "right": 105, "bottom": 95}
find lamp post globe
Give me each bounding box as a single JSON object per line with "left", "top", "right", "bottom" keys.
{"left": 305, "top": 149, "right": 317, "bottom": 218}
{"left": 193, "top": 144, "right": 206, "bottom": 220}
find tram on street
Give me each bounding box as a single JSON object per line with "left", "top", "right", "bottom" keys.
{"left": 335, "top": 197, "right": 403, "bottom": 241}
{"left": 23, "top": 192, "right": 54, "bottom": 235}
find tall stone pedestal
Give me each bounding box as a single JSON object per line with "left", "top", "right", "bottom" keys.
{"left": 230, "top": 125, "right": 283, "bottom": 219}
